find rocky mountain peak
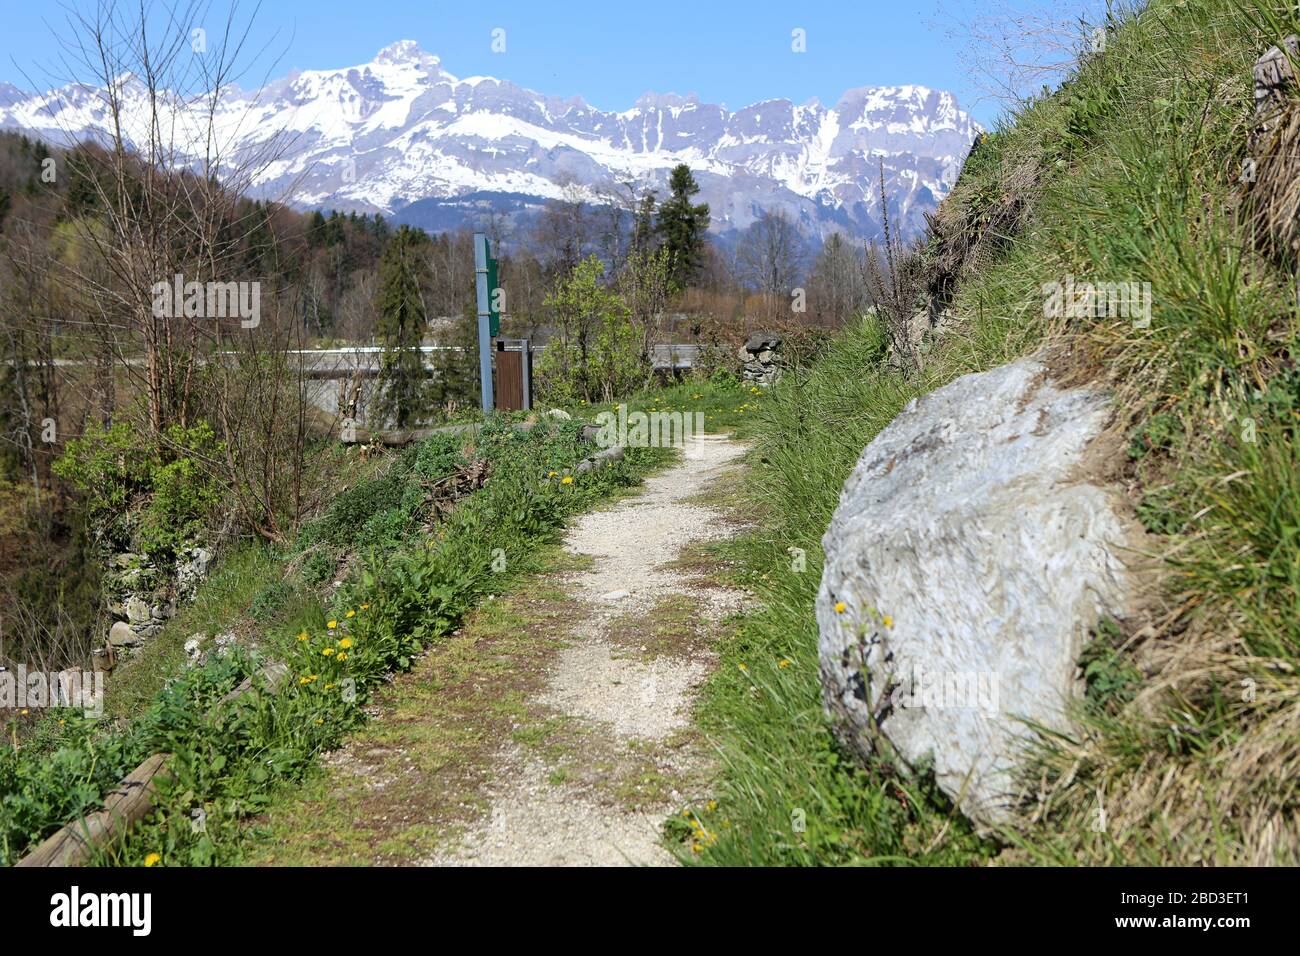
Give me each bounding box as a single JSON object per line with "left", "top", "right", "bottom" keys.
{"left": 0, "top": 44, "right": 981, "bottom": 243}
{"left": 372, "top": 40, "right": 442, "bottom": 70}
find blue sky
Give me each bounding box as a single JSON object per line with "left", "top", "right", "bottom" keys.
{"left": 0, "top": 1, "right": 1102, "bottom": 127}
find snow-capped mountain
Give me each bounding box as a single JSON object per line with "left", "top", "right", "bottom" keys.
{"left": 0, "top": 40, "right": 980, "bottom": 242}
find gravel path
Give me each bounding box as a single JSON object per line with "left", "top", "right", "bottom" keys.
{"left": 425, "top": 433, "right": 747, "bottom": 866}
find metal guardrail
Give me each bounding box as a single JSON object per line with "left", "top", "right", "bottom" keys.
{"left": 24, "top": 344, "right": 703, "bottom": 375}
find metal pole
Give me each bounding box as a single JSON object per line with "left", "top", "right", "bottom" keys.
{"left": 473, "top": 233, "right": 493, "bottom": 412}
{"left": 520, "top": 338, "right": 531, "bottom": 411}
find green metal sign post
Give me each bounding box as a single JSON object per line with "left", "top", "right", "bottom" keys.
{"left": 486, "top": 252, "right": 501, "bottom": 338}
{"left": 473, "top": 233, "right": 501, "bottom": 412}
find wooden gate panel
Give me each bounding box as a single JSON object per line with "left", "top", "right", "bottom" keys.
{"left": 495, "top": 348, "right": 524, "bottom": 411}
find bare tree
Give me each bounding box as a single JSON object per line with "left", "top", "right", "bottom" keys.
{"left": 734, "top": 209, "right": 807, "bottom": 317}
{"left": 936, "top": 0, "right": 1120, "bottom": 110}
{"left": 532, "top": 180, "right": 596, "bottom": 277}
{"left": 808, "top": 232, "right": 869, "bottom": 326}
{"left": 336, "top": 268, "right": 376, "bottom": 341}
{"left": 0, "top": 222, "right": 61, "bottom": 505}
{"left": 27, "top": 1, "right": 295, "bottom": 438}
{"left": 19, "top": 2, "right": 318, "bottom": 541}
{"left": 863, "top": 162, "right": 927, "bottom": 373}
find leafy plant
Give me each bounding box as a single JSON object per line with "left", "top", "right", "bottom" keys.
{"left": 1080, "top": 618, "right": 1141, "bottom": 712}
{"left": 535, "top": 256, "right": 646, "bottom": 404}
{"left": 53, "top": 420, "right": 225, "bottom": 558}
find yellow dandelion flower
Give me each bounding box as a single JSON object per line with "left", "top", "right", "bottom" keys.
{"left": 322, "top": 647, "right": 334, "bottom": 656}
{"left": 338, "top": 637, "right": 353, "bottom": 649}
{"left": 561, "top": 476, "right": 574, "bottom": 485}
{"left": 738, "top": 663, "right": 748, "bottom": 672}
{"left": 346, "top": 609, "right": 356, "bottom": 618}
{"left": 297, "top": 631, "right": 308, "bottom": 642}
{"left": 327, "top": 620, "right": 338, "bottom": 629}
{"left": 337, "top": 652, "right": 348, "bottom": 661}
{"left": 779, "top": 659, "right": 792, "bottom": 668}
{"left": 143, "top": 853, "right": 161, "bottom": 868}
{"left": 299, "top": 676, "right": 310, "bottom": 685}
{"left": 707, "top": 800, "right": 718, "bottom": 811}
{"left": 360, "top": 603, "right": 370, "bottom": 610}
{"left": 834, "top": 601, "right": 847, "bottom": 614}
{"left": 883, "top": 615, "right": 894, "bottom": 628}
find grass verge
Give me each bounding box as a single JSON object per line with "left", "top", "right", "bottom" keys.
{"left": 677, "top": 0, "right": 1299, "bottom": 865}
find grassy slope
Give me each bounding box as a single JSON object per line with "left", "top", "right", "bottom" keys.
{"left": 681, "top": 0, "right": 1298, "bottom": 866}
{"left": 1, "top": 418, "right": 671, "bottom": 866}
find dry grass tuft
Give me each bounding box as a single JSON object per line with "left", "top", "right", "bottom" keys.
{"left": 1245, "top": 101, "right": 1300, "bottom": 266}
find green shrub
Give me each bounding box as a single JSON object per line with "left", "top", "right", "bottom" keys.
{"left": 249, "top": 581, "right": 293, "bottom": 622}
{"left": 535, "top": 256, "right": 645, "bottom": 404}
{"left": 300, "top": 548, "right": 337, "bottom": 587}
{"left": 53, "top": 420, "right": 224, "bottom": 558}
{"left": 1080, "top": 619, "right": 1142, "bottom": 712}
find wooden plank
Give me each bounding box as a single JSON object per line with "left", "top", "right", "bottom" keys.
{"left": 219, "top": 660, "right": 291, "bottom": 706}
{"left": 340, "top": 419, "right": 560, "bottom": 446}
{"left": 15, "top": 753, "right": 173, "bottom": 867}
{"left": 16, "top": 659, "right": 291, "bottom": 867}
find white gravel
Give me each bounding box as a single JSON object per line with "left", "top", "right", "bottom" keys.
{"left": 425, "top": 434, "right": 747, "bottom": 867}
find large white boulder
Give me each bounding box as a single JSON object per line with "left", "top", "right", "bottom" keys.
{"left": 816, "top": 355, "right": 1145, "bottom": 825}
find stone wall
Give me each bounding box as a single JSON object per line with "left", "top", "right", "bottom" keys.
{"left": 739, "top": 332, "right": 783, "bottom": 386}
{"left": 104, "top": 545, "right": 213, "bottom": 657}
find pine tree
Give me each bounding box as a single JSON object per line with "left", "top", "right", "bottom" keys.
{"left": 62, "top": 151, "right": 100, "bottom": 219}
{"left": 656, "top": 164, "right": 709, "bottom": 290}
{"left": 307, "top": 210, "right": 327, "bottom": 248}
{"left": 428, "top": 300, "right": 480, "bottom": 414}
{"left": 631, "top": 191, "right": 657, "bottom": 255}
{"left": 325, "top": 211, "right": 344, "bottom": 247}
{"left": 375, "top": 225, "right": 433, "bottom": 427}
{"left": 242, "top": 201, "right": 276, "bottom": 274}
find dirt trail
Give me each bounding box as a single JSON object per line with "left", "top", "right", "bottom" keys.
{"left": 423, "top": 433, "right": 747, "bottom": 866}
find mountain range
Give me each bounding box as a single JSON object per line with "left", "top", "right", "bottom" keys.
{"left": 0, "top": 40, "right": 981, "bottom": 244}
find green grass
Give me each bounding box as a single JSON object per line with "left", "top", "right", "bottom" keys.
{"left": 675, "top": 0, "right": 1300, "bottom": 866}
{"left": 560, "top": 373, "right": 768, "bottom": 438}
{"left": 240, "top": 544, "right": 585, "bottom": 866}
{"left": 673, "top": 317, "right": 998, "bottom": 866}
{"left": 102, "top": 545, "right": 299, "bottom": 720}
